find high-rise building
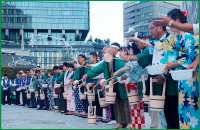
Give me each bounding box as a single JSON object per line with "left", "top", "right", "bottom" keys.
{"left": 123, "top": 1, "right": 180, "bottom": 38}
{"left": 1, "top": 1, "right": 105, "bottom": 69}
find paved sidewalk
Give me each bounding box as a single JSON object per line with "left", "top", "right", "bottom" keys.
{"left": 1, "top": 104, "right": 151, "bottom": 129}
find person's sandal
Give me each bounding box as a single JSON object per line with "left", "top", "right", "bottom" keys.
{"left": 112, "top": 126, "right": 122, "bottom": 129}
{"left": 102, "top": 119, "right": 112, "bottom": 123}
{"left": 124, "top": 127, "right": 132, "bottom": 129}
{"left": 82, "top": 115, "right": 88, "bottom": 118}
{"left": 96, "top": 117, "right": 103, "bottom": 121}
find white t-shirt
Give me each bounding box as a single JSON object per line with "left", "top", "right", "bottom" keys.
{"left": 1, "top": 79, "right": 12, "bottom": 86}
{"left": 193, "top": 23, "right": 199, "bottom": 35}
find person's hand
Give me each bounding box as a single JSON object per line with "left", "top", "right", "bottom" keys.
{"left": 126, "top": 37, "right": 140, "bottom": 42}
{"left": 79, "top": 83, "right": 83, "bottom": 87}
{"left": 121, "top": 55, "right": 130, "bottom": 63}
{"left": 93, "top": 85, "right": 97, "bottom": 90}
{"left": 37, "top": 79, "right": 42, "bottom": 81}
{"left": 68, "top": 81, "right": 72, "bottom": 86}
{"left": 113, "top": 71, "right": 120, "bottom": 78}
{"left": 85, "top": 64, "right": 91, "bottom": 68}
{"left": 49, "top": 85, "right": 52, "bottom": 89}
{"left": 54, "top": 80, "right": 56, "bottom": 84}
{"left": 163, "top": 62, "right": 176, "bottom": 74}
{"left": 82, "top": 82, "right": 86, "bottom": 86}
{"left": 121, "top": 74, "right": 127, "bottom": 80}
{"left": 154, "top": 75, "right": 165, "bottom": 84}
{"left": 152, "top": 17, "right": 170, "bottom": 27}
{"left": 82, "top": 74, "right": 88, "bottom": 80}
{"left": 99, "top": 86, "right": 105, "bottom": 91}
{"left": 34, "top": 89, "right": 36, "bottom": 93}
{"left": 188, "top": 60, "right": 199, "bottom": 72}
{"left": 110, "top": 79, "right": 115, "bottom": 85}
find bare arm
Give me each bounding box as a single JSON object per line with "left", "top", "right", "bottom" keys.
{"left": 113, "top": 66, "right": 131, "bottom": 78}
{"left": 152, "top": 17, "right": 194, "bottom": 34}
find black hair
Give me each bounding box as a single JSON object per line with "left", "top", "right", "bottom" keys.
{"left": 151, "top": 18, "right": 166, "bottom": 31}
{"left": 4, "top": 74, "right": 8, "bottom": 77}
{"left": 19, "top": 72, "right": 22, "bottom": 75}
{"left": 37, "top": 66, "right": 41, "bottom": 68}
{"left": 69, "top": 64, "right": 74, "bottom": 69}
{"left": 90, "top": 52, "right": 97, "bottom": 59}
{"left": 27, "top": 69, "right": 30, "bottom": 72}
{"left": 53, "top": 66, "right": 59, "bottom": 70}
{"left": 79, "top": 54, "right": 86, "bottom": 61}
{"left": 58, "top": 65, "right": 63, "bottom": 70}
{"left": 119, "top": 47, "right": 129, "bottom": 55}
{"left": 167, "top": 9, "right": 187, "bottom": 23}
{"left": 127, "top": 42, "right": 140, "bottom": 55}
{"left": 63, "top": 62, "right": 69, "bottom": 68}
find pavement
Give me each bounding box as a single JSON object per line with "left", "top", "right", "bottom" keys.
{"left": 1, "top": 104, "right": 151, "bottom": 129}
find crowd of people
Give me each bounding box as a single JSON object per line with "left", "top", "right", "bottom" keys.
{"left": 1, "top": 9, "right": 199, "bottom": 129}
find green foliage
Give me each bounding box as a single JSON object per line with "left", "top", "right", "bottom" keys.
{"left": 75, "top": 34, "right": 81, "bottom": 41}
{"left": 61, "top": 34, "right": 67, "bottom": 41}
{"left": 47, "top": 35, "right": 52, "bottom": 41}
{"left": 3, "top": 35, "right": 9, "bottom": 40}
{"left": 1, "top": 67, "right": 53, "bottom": 79}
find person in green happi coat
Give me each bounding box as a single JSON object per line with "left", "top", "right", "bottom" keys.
{"left": 83, "top": 46, "right": 132, "bottom": 129}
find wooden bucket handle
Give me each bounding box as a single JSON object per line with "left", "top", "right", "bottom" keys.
{"left": 142, "top": 75, "right": 146, "bottom": 94}
{"left": 88, "top": 106, "right": 96, "bottom": 116}
{"left": 150, "top": 77, "right": 166, "bottom": 97}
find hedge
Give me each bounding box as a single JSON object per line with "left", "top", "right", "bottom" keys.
{"left": 1, "top": 67, "right": 53, "bottom": 79}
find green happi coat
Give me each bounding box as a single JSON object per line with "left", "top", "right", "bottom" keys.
{"left": 72, "top": 65, "right": 91, "bottom": 81}
{"left": 137, "top": 46, "right": 178, "bottom": 96}
{"left": 34, "top": 75, "right": 47, "bottom": 88}
{"left": 87, "top": 59, "right": 128, "bottom": 99}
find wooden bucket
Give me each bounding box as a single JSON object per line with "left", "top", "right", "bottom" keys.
{"left": 40, "top": 89, "right": 45, "bottom": 100}
{"left": 97, "top": 90, "right": 106, "bottom": 107}
{"left": 150, "top": 77, "right": 166, "bottom": 111}
{"left": 87, "top": 85, "right": 95, "bottom": 101}
{"left": 142, "top": 75, "right": 150, "bottom": 104}
{"left": 53, "top": 91, "right": 58, "bottom": 98}
{"left": 79, "top": 85, "right": 86, "bottom": 100}
{"left": 126, "top": 84, "right": 139, "bottom": 105}
{"left": 88, "top": 106, "right": 96, "bottom": 125}
{"left": 105, "top": 84, "right": 116, "bottom": 104}
{"left": 26, "top": 90, "right": 31, "bottom": 99}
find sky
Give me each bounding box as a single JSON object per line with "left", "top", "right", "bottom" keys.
{"left": 85, "top": 1, "right": 126, "bottom": 45}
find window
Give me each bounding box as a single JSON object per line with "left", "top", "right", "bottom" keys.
{"left": 159, "top": 12, "right": 167, "bottom": 17}
{"left": 2, "top": 9, "right": 7, "bottom": 14}
{"left": 159, "top": 6, "right": 171, "bottom": 11}
{"left": 136, "top": 6, "right": 152, "bottom": 12}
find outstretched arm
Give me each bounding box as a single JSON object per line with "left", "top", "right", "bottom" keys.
{"left": 152, "top": 17, "right": 195, "bottom": 34}
{"left": 113, "top": 66, "right": 131, "bottom": 78}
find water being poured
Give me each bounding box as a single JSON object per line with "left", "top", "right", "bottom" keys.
{"left": 8, "top": 57, "right": 37, "bottom": 68}
{"left": 29, "top": 33, "right": 80, "bottom": 62}
{"left": 125, "top": 23, "right": 150, "bottom": 34}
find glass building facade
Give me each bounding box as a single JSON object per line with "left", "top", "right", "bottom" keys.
{"left": 123, "top": 1, "right": 180, "bottom": 38}
{"left": 1, "top": 1, "right": 89, "bottom": 42}
{"left": 1, "top": 1, "right": 105, "bottom": 69}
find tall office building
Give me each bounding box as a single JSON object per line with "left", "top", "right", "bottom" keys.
{"left": 1, "top": 1, "right": 104, "bottom": 69}
{"left": 123, "top": 1, "right": 180, "bottom": 38}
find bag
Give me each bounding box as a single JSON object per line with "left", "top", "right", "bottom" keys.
{"left": 40, "top": 89, "right": 45, "bottom": 100}
{"left": 55, "top": 84, "right": 64, "bottom": 94}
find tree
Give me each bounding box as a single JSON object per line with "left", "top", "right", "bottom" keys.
{"left": 94, "top": 38, "right": 98, "bottom": 43}
{"left": 104, "top": 38, "right": 110, "bottom": 45}
{"left": 75, "top": 34, "right": 81, "bottom": 41}
{"left": 47, "top": 35, "right": 52, "bottom": 41}
{"left": 87, "top": 35, "right": 93, "bottom": 41}
{"left": 60, "top": 34, "right": 67, "bottom": 41}
{"left": 3, "top": 35, "right": 9, "bottom": 40}
{"left": 18, "top": 35, "right": 22, "bottom": 41}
